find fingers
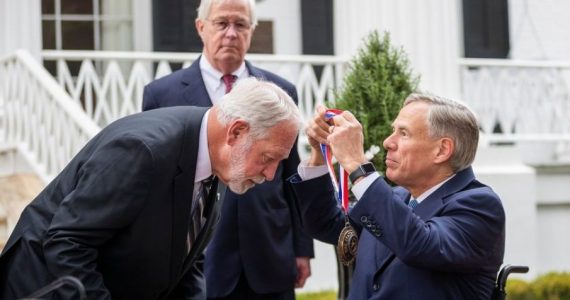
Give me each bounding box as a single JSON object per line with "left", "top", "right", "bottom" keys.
{"left": 306, "top": 104, "right": 331, "bottom": 146}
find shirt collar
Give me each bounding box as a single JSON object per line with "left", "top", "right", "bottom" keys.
{"left": 195, "top": 109, "right": 213, "bottom": 183}
{"left": 199, "top": 54, "right": 247, "bottom": 93}
{"left": 414, "top": 174, "right": 456, "bottom": 204}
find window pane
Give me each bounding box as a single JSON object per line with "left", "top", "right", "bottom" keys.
{"left": 42, "top": 0, "right": 55, "bottom": 14}
{"left": 62, "top": 21, "right": 94, "bottom": 50}
{"left": 101, "top": 21, "right": 133, "bottom": 51}
{"left": 42, "top": 20, "right": 56, "bottom": 49}
{"left": 61, "top": 0, "right": 93, "bottom": 14}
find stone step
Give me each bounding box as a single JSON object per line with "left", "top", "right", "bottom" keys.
{"left": 0, "top": 173, "right": 44, "bottom": 251}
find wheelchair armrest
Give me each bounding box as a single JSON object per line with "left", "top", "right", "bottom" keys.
{"left": 492, "top": 264, "right": 529, "bottom": 300}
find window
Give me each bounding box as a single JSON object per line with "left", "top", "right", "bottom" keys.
{"left": 463, "top": 0, "right": 510, "bottom": 58}
{"left": 42, "top": 0, "right": 133, "bottom": 51}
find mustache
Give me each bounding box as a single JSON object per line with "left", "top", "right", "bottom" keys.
{"left": 251, "top": 176, "right": 265, "bottom": 184}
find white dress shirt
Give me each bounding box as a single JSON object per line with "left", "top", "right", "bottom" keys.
{"left": 199, "top": 54, "right": 248, "bottom": 104}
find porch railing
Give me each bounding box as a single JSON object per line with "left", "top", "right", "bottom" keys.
{"left": 0, "top": 50, "right": 99, "bottom": 183}
{"left": 458, "top": 58, "right": 570, "bottom": 161}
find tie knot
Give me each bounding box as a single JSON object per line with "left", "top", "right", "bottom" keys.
{"left": 408, "top": 199, "right": 419, "bottom": 209}
{"left": 222, "top": 74, "right": 237, "bottom": 93}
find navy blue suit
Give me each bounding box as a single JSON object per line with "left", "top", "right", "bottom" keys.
{"left": 143, "top": 58, "right": 314, "bottom": 297}
{"left": 290, "top": 167, "right": 505, "bottom": 300}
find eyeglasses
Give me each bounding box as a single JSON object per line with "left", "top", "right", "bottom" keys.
{"left": 207, "top": 19, "right": 252, "bottom": 32}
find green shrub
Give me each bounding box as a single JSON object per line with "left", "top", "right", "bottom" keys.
{"left": 506, "top": 278, "right": 534, "bottom": 300}
{"left": 532, "top": 272, "right": 570, "bottom": 300}
{"left": 295, "top": 290, "right": 336, "bottom": 300}
{"left": 332, "top": 30, "right": 419, "bottom": 172}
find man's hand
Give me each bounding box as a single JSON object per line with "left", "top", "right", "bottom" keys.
{"left": 294, "top": 257, "right": 312, "bottom": 288}
{"left": 328, "top": 111, "right": 368, "bottom": 173}
{"left": 305, "top": 105, "right": 331, "bottom": 166}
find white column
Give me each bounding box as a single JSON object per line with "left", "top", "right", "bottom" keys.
{"left": 0, "top": 0, "right": 42, "bottom": 59}
{"left": 333, "top": 0, "right": 462, "bottom": 99}
{"left": 473, "top": 145, "right": 538, "bottom": 280}
{"left": 132, "top": 0, "right": 153, "bottom": 52}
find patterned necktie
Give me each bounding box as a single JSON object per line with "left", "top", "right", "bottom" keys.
{"left": 187, "top": 176, "right": 216, "bottom": 253}
{"left": 408, "top": 198, "right": 419, "bottom": 209}
{"left": 222, "top": 74, "right": 237, "bottom": 94}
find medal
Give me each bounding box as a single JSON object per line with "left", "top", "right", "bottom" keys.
{"left": 338, "top": 217, "right": 358, "bottom": 266}
{"left": 322, "top": 109, "right": 359, "bottom": 266}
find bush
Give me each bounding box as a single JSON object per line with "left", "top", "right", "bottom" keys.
{"left": 332, "top": 30, "right": 419, "bottom": 172}
{"left": 506, "top": 278, "right": 534, "bottom": 300}
{"left": 506, "top": 272, "right": 570, "bottom": 300}
{"left": 295, "top": 290, "right": 336, "bottom": 300}
{"left": 532, "top": 272, "right": 570, "bottom": 300}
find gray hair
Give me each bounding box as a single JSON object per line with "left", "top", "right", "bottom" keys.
{"left": 216, "top": 77, "right": 302, "bottom": 139}
{"left": 404, "top": 93, "right": 479, "bottom": 172}
{"left": 196, "top": 0, "right": 258, "bottom": 28}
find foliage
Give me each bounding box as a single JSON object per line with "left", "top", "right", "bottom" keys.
{"left": 296, "top": 290, "right": 336, "bottom": 300}
{"left": 532, "top": 272, "right": 570, "bottom": 300}
{"left": 331, "top": 30, "right": 419, "bottom": 172}
{"left": 507, "top": 272, "right": 570, "bottom": 300}
{"left": 506, "top": 278, "right": 534, "bottom": 300}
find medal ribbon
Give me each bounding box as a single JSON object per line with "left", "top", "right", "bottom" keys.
{"left": 320, "top": 109, "right": 350, "bottom": 214}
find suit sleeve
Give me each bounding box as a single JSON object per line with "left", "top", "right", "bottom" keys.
{"left": 350, "top": 177, "right": 505, "bottom": 273}
{"left": 288, "top": 174, "right": 346, "bottom": 245}
{"left": 43, "top": 136, "right": 154, "bottom": 299}
{"left": 282, "top": 87, "right": 315, "bottom": 258}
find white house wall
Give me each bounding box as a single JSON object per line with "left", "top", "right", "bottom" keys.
{"left": 0, "top": 0, "right": 42, "bottom": 58}
{"left": 256, "top": 0, "right": 302, "bottom": 55}
{"left": 333, "top": 0, "right": 462, "bottom": 99}
{"left": 508, "top": 0, "right": 570, "bottom": 60}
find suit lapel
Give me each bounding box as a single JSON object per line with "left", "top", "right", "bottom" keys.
{"left": 169, "top": 106, "right": 209, "bottom": 282}
{"left": 181, "top": 57, "right": 213, "bottom": 107}
{"left": 245, "top": 60, "right": 266, "bottom": 79}
{"left": 414, "top": 167, "right": 476, "bottom": 220}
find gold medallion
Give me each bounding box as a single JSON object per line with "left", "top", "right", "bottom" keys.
{"left": 337, "top": 220, "right": 358, "bottom": 266}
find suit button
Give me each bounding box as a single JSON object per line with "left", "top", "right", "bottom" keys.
{"left": 361, "top": 216, "right": 368, "bottom": 222}
{"left": 373, "top": 283, "right": 379, "bottom": 290}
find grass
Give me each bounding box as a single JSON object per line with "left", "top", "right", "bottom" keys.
{"left": 295, "top": 290, "right": 337, "bottom": 300}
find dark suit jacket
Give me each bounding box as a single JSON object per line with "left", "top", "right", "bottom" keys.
{"left": 290, "top": 167, "right": 505, "bottom": 300}
{"left": 0, "top": 107, "right": 219, "bottom": 300}
{"left": 142, "top": 58, "right": 314, "bottom": 296}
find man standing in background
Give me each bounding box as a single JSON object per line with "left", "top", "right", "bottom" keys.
{"left": 143, "top": 0, "right": 313, "bottom": 299}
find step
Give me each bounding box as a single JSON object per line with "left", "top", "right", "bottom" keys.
{"left": 0, "top": 173, "right": 44, "bottom": 250}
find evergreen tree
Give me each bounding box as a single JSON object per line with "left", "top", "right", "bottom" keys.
{"left": 332, "top": 30, "right": 419, "bottom": 172}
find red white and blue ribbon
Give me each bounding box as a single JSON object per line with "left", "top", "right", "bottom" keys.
{"left": 320, "top": 109, "right": 350, "bottom": 213}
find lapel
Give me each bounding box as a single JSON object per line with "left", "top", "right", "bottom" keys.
{"left": 169, "top": 106, "right": 209, "bottom": 282}
{"left": 373, "top": 168, "right": 476, "bottom": 279}
{"left": 413, "top": 167, "right": 476, "bottom": 220}
{"left": 245, "top": 60, "right": 266, "bottom": 79}
{"left": 180, "top": 57, "right": 214, "bottom": 107}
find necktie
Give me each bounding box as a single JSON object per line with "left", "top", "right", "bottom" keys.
{"left": 408, "top": 198, "right": 419, "bottom": 209}
{"left": 187, "top": 176, "right": 217, "bottom": 253}
{"left": 222, "top": 74, "right": 237, "bottom": 93}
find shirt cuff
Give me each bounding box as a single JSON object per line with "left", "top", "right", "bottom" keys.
{"left": 297, "top": 159, "right": 328, "bottom": 181}
{"left": 351, "top": 172, "right": 380, "bottom": 200}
